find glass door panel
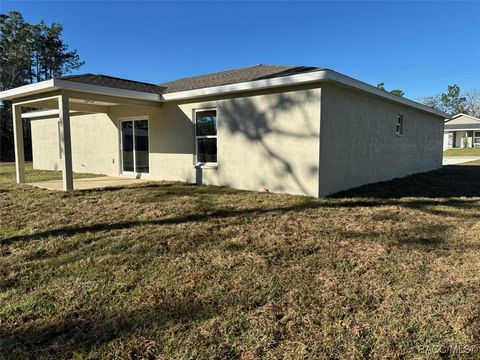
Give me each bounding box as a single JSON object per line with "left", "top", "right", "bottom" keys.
{"left": 134, "top": 120, "right": 149, "bottom": 173}
{"left": 122, "top": 121, "right": 134, "bottom": 172}
{"left": 121, "top": 119, "right": 149, "bottom": 174}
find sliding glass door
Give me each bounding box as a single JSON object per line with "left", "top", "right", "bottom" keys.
{"left": 121, "top": 119, "right": 149, "bottom": 174}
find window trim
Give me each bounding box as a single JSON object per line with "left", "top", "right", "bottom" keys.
{"left": 396, "top": 114, "right": 404, "bottom": 136}
{"left": 194, "top": 108, "right": 218, "bottom": 167}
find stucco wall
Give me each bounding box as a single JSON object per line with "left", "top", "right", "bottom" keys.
{"left": 318, "top": 83, "right": 444, "bottom": 196}
{"left": 31, "top": 113, "right": 120, "bottom": 176}
{"left": 172, "top": 86, "right": 321, "bottom": 196}
{"left": 31, "top": 83, "right": 443, "bottom": 198}
{"left": 30, "top": 86, "right": 321, "bottom": 196}
{"left": 31, "top": 117, "right": 63, "bottom": 171}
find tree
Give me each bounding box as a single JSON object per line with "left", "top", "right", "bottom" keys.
{"left": 0, "top": 11, "right": 84, "bottom": 161}
{"left": 422, "top": 84, "right": 471, "bottom": 116}
{"left": 30, "top": 21, "right": 83, "bottom": 82}
{"left": 440, "top": 84, "right": 467, "bottom": 115}
{"left": 390, "top": 89, "right": 405, "bottom": 97}
{"left": 376, "top": 82, "right": 404, "bottom": 97}
{"left": 464, "top": 89, "right": 480, "bottom": 118}
{"left": 421, "top": 95, "right": 441, "bottom": 110}
{"left": 0, "top": 11, "right": 31, "bottom": 91}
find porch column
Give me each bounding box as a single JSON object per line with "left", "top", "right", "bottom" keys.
{"left": 12, "top": 103, "right": 25, "bottom": 183}
{"left": 58, "top": 94, "right": 73, "bottom": 191}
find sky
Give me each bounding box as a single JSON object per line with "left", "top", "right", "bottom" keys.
{"left": 1, "top": 1, "right": 479, "bottom": 100}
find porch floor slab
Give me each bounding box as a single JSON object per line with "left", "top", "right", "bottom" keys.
{"left": 29, "top": 176, "right": 151, "bottom": 191}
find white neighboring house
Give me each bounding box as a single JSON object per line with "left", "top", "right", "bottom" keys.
{"left": 444, "top": 113, "right": 480, "bottom": 149}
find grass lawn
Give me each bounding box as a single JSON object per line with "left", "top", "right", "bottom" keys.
{"left": 2, "top": 164, "right": 480, "bottom": 359}
{"left": 443, "top": 148, "right": 480, "bottom": 156}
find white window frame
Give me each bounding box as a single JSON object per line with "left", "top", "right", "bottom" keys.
{"left": 396, "top": 114, "right": 404, "bottom": 136}
{"left": 119, "top": 116, "right": 150, "bottom": 176}
{"left": 194, "top": 108, "right": 217, "bottom": 167}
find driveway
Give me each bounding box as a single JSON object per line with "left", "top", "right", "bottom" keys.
{"left": 443, "top": 156, "right": 480, "bottom": 165}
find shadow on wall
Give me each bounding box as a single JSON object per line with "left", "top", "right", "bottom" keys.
{"left": 148, "top": 108, "right": 195, "bottom": 156}
{"left": 218, "top": 88, "right": 320, "bottom": 195}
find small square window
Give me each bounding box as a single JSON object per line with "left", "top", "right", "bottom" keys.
{"left": 396, "top": 114, "right": 404, "bottom": 136}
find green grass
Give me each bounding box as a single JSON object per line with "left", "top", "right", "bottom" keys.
{"left": 443, "top": 148, "right": 480, "bottom": 156}
{"left": 2, "top": 164, "right": 480, "bottom": 359}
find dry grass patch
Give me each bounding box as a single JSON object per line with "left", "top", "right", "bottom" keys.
{"left": 1, "top": 164, "right": 480, "bottom": 359}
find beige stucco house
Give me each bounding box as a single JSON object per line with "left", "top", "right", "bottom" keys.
{"left": 0, "top": 65, "right": 448, "bottom": 197}
{"left": 443, "top": 113, "right": 480, "bottom": 149}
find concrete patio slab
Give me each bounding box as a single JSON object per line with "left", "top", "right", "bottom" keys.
{"left": 29, "top": 176, "right": 151, "bottom": 191}
{"left": 443, "top": 156, "right": 480, "bottom": 166}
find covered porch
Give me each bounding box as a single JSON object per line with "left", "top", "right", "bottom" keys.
{"left": 0, "top": 76, "right": 164, "bottom": 191}
{"left": 444, "top": 130, "right": 480, "bottom": 149}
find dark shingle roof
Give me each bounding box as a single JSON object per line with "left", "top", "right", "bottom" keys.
{"left": 158, "top": 64, "right": 322, "bottom": 93}
{"left": 58, "top": 65, "right": 322, "bottom": 95}
{"left": 59, "top": 74, "right": 166, "bottom": 95}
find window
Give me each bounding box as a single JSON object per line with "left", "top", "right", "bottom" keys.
{"left": 474, "top": 131, "right": 480, "bottom": 148}
{"left": 396, "top": 114, "right": 404, "bottom": 136}
{"left": 195, "top": 109, "right": 217, "bottom": 164}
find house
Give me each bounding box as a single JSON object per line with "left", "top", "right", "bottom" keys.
{"left": 0, "top": 65, "right": 448, "bottom": 197}
{"left": 443, "top": 113, "right": 480, "bottom": 149}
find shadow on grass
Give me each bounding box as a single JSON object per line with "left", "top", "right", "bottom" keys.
{"left": 3, "top": 164, "right": 480, "bottom": 247}
{"left": 3, "top": 196, "right": 479, "bottom": 246}
{"left": 333, "top": 165, "right": 480, "bottom": 199}
{"left": 0, "top": 295, "right": 216, "bottom": 358}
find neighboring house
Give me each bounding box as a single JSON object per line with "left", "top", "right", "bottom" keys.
{"left": 443, "top": 113, "right": 480, "bottom": 149}
{"left": 0, "top": 64, "right": 448, "bottom": 197}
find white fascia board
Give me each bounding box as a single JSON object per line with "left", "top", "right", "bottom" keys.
{"left": 22, "top": 109, "right": 85, "bottom": 119}
{"left": 444, "top": 128, "right": 480, "bottom": 131}
{"left": 53, "top": 79, "right": 162, "bottom": 102}
{"left": 163, "top": 69, "right": 450, "bottom": 118}
{"left": 22, "top": 109, "right": 59, "bottom": 119}
{"left": 162, "top": 71, "right": 329, "bottom": 101}
{"left": 0, "top": 79, "right": 56, "bottom": 100}
{"left": 0, "top": 78, "right": 162, "bottom": 102}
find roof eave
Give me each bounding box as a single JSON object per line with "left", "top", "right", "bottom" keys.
{"left": 449, "top": 113, "right": 480, "bottom": 122}
{"left": 0, "top": 78, "right": 163, "bottom": 102}
{"left": 162, "top": 69, "right": 450, "bottom": 118}
{"left": 0, "top": 70, "right": 450, "bottom": 118}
